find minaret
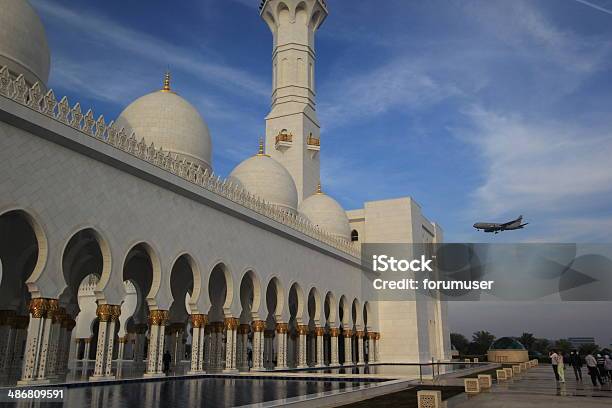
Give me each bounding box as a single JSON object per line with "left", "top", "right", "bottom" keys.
{"left": 260, "top": 0, "right": 328, "bottom": 203}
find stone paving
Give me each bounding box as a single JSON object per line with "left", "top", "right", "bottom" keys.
{"left": 446, "top": 365, "right": 612, "bottom": 408}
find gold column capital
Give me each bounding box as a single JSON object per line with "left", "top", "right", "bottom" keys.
{"left": 28, "top": 298, "right": 49, "bottom": 318}
{"left": 343, "top": 328, "right": 353, "bottom": 337}
{"left": 224, "top": 317, "right": 238, "bottom": 330}
{"left": 314, "top": 327, "right": 325, "bottom": 336}
{"left": 190, "top": 313, "right": 207, "bottom": 328}
{"left": 329, "top": 327, "right": 340, "bottom": 337}
{"left": 297, "top": 324, "right": 309, "bottom": 335}
{"left": 96, "top": 304, "right": 114, "bottom": 322}
{"left": 275, "top": 322, "right": 289, "bottom": 334}
{"left": 148, "top": 309, "right": 169, "bottom": 326}
{"left": 356, "top": 330, "right": 365, "bottom": 338}
{"left": 252, "top": 320, "right": 266, "bottom": 332}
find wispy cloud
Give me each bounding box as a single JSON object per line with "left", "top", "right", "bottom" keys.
{"left": 462, "top": 106, "right": 612, "bottom": 240}
{"left": 574, "top": 0, "right": 612, "bottom": 16}
{"left": 319, "top": 58, "right": 461, "bottom": 129}
{"left": 33, "top": 0, "right": 268, "bottom": 103}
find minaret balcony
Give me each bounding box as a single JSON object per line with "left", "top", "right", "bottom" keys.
{"left": 307, "top": 135, "right": 320, "bottom": 152}
{"left": 275, "top": 129, "right": 293, "bottom": 150}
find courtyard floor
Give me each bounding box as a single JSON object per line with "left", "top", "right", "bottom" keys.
{"left": 341, "top": 364, "right": 612, "bottom": 408}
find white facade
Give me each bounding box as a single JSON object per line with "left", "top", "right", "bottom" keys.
{"left": 0, "top": 0, "right": 449, "bottom": 385}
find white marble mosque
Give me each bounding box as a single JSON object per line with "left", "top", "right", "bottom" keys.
{"left": 0, "top": 0, "right": 451, "bottom": 386}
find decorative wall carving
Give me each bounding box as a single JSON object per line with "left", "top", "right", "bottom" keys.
{"left": 0, "top": 66, "right": 359, "bottom": 258}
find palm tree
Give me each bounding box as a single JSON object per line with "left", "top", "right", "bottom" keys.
{"left": 471, "top": 331, "right": 495, "bottom": 355}
{"left": 518, "top": 333, "right": 535, "bottom": 350}
{"left": 451, "top": 333, "right": 469, "bottom": 355}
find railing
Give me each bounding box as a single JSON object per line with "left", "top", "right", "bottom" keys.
{"left": 307, "top": 135, "right": 320, "bottom": 147}
{"left": 0, "top": 66, "right": 360, "bottom": 258}
{"left": 275, "top": 130, "right": 293, "bottom": 144}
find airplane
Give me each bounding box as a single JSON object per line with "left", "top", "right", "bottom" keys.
{"left": 473, "top": 215, "right": 528, "bottom": 234}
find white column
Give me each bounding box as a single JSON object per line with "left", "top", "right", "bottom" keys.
{"left": 275, "top": 323, "right": 288, "bottom": 369}
{"left": 18, "top": 298, "right": 55, "bottom": 385}
{"left": 91, "top": 304, "right": 120, "bottom": 380}
{"left": 144, "top": 310, "right": 168, "bottom": 377}
{"left": 330, "top": 328, "right": 339, "bottom": 365}
{"left": 357, "top": 331, "right": 364, "bottom": 365}
{"left": 224, "top": 317, "right": 238, "bottom": 372}
{"left": 315, "top": 327, "right": 324, "bottom": 367}
{"left": 117, "top": 337, "right": 127, "bottom": 360}
{"left": 252, "top": 321, "right": 265, "bottom": 370}
{"left": 343, "top": 329, "right": 353, "bottom": 365}
{"left": 188, "top": 314, "right": 206, "bottom": 374}
{"left": 370, "top": 335, "right": 377, "bottom": 362}
{"left": 297, "top": 325, "right": 307, "bottom": 368}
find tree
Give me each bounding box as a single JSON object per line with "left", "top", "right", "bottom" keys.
{"left": 451, "top": 333, "right": 469, "bottom": 355}
{"left": 578, "top": 343, "right": 599, "bottom": 356}
{"left": 471, "top": 331, "right": 495, "bottom": 355}
{"left": 532, "top": 338, "right": 550, "bottom": 355}
{"left": 518, "top": 333, "right": 535, "bottom": 351}
{"left": 554, "top": 339, "right": 572, "bottom": 354}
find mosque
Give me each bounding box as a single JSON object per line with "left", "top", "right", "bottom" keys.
{"left": 0, "top": 0, "right": 450, "bottom": 385}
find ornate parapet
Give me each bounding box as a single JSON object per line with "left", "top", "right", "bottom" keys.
{"left": 0, "top": 65, "right": 359, "bottom": 258}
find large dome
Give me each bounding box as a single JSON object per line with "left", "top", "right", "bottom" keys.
{"left": 229, "top": 145, "right": 298, "bottom": 213}
{"left": 489, "top": 337, "right": 526, "bottom": 350}
{"left": 115, "top": 74, "right": 212, "bottom": 171}
{"left": 299, "top": 185, "right": 351, "bottom": 241}
{"left": 0, "top": 0, "right": 50, "bottom": 86}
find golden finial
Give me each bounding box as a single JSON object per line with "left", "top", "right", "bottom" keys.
{"left": 316, "top": 182, "right": 322, "bottom": 194}
{"left": 256, "top": 137, "right": 269, "bottom": 156}
{"left": 162, "top": 71, "right": 171, "bottom": 92}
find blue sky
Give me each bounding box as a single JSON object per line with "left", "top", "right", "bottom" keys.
{"left": 30, "top": 0, "right": 612, "bottom": 343}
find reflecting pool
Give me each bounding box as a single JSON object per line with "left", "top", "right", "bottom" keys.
{"left": 0, "top": 377, "right": 376, "bottom": 407}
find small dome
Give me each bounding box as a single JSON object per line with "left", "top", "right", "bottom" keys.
{"left": 0, "top": 0, "right": 51, "bottom": 86}
{"left": 229, "top": 145, "right": 298, "bottom": 213}
{"left": 299, "top": 185, "right": 351, "bottom": 241}
{"left": 115, "top": 73, "right": 212, "bottom": 171}
{"left": 489, "top": 337, "right": 526, "bottom": 350}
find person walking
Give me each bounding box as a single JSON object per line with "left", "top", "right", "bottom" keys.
{"left": 585, "top": 353, "right": 603, "bottom": 386}
{"left": 163, "top": 350, "right": 172, "bottom": 374}
{"left": 550, "top": 350, "right": 560, "bottom": 381}
{"left": 557, "top": 352, "right": 566, "bottom": 383}
{"left": 569, "top": 351, "right": 583, "bottom": 381}
{"left": 596, "top": 354, "right": 607, "bottom": 384}
{"left": 604, "top": 355, "right": 612, "bottom": 382}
